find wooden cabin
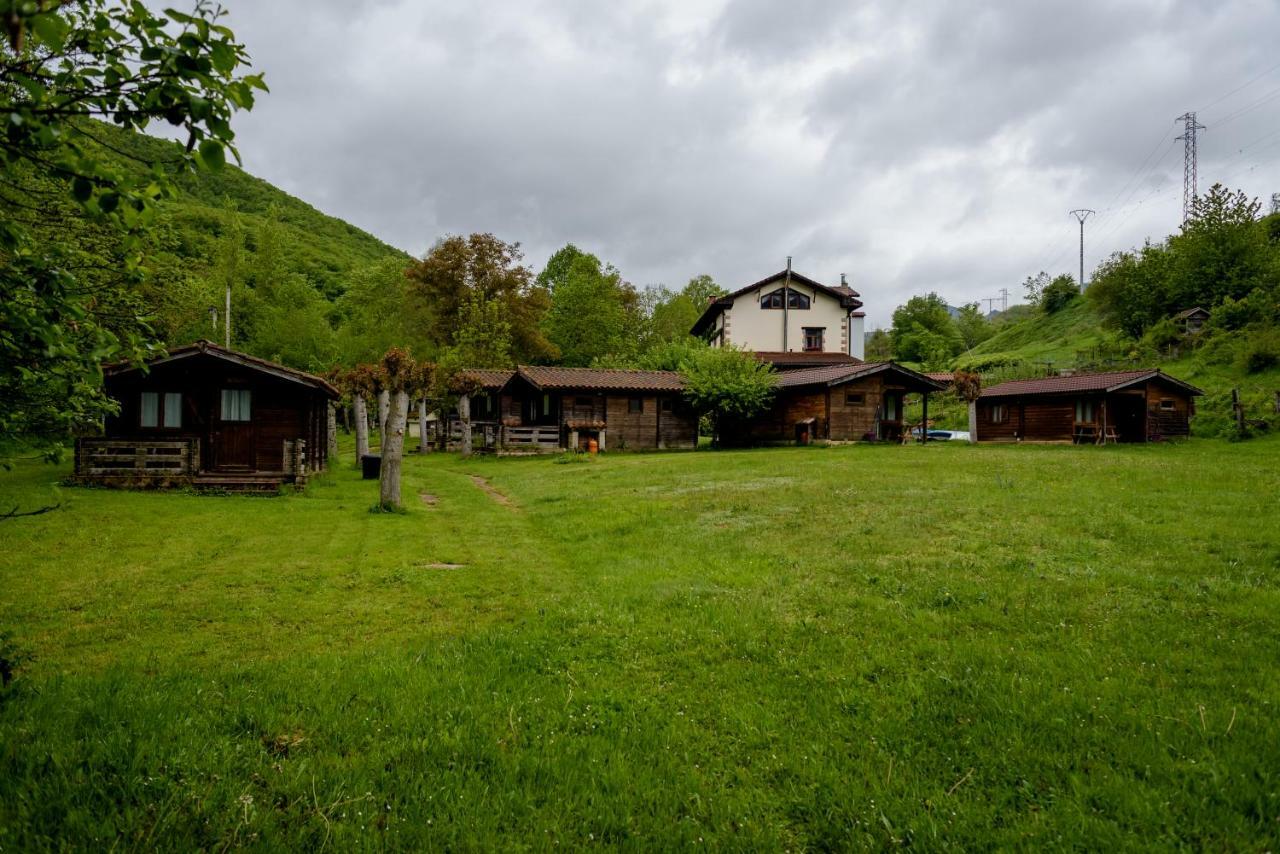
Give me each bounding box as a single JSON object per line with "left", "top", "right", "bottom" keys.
{"left": 732, "top": 362, "right": 947, "bottom": 443}
{"left": 974, "top": 369, "right": 1202, "bottom": 444}
{"left": 446, "top": 366, "right": 698, "bottom": 452}
{"left": 1174, "top": 306, "right": 1211, "bottom": 335}
{"left": 76, "top": 340, "right": 337, "bottom": 491}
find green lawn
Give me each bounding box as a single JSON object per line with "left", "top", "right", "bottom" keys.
{"left": 2, "top": 439, "right": 1279, "bottom": 850}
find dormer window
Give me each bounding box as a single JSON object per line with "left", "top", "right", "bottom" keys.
{"left": 760, "top": 289, "right": 810, "bottom": 310}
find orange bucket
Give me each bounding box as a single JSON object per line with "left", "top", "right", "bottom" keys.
{"left": 587, "top": 438, "right": 599, "bottom": 455}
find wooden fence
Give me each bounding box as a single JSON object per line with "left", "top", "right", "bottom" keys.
{"left": 500, "top": 425, "right": 561, "bottom": 450}
{"left": 75, "top": 438, "right": 199, "bottom": 480}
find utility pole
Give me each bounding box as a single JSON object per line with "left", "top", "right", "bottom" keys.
{"left": 1176, "top": 111, "right": 1205, "bottom": 224}
{"left": 998, "top": 287, "right": 1009, "bottom": 313}
{"left": 782, "top": 255, "right": 791, "bottom": 352}
{"left": 982, "top": 297, "right": 997, "bottom": 315}
{"left": 1069, "top": 209, "right": 1095, "bottom": 288}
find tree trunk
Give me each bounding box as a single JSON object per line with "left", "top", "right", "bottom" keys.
{"left": 968, "top": 400, "right": 978, "bottom": 443}
{"left": 418, "top": 398, "right": 430, "bottom": 453}
{"left": 353, "top": 393, "right": 370, "bottom": 463}
{"left": 378, "top": 389, "right": 390, "bottom": 445}
{"left": 379, "top": 390, "right": 409, "bottom": 509}
{"left": 341, "top": 403, "right": 351, "bottom": 433}
{"left": 327, "top": 401, "right": 338, "bottom": 461}
{"left": 459, "top": 394, "right": 472, "bottom": 457}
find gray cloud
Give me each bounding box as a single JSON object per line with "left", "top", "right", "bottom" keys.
{"left": 209, "top": 0, "right": 1280, "bottom": 325}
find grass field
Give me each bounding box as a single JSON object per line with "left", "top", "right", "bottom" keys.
{"left": 2, "top": 438, "right": 1279, "bottom": 849}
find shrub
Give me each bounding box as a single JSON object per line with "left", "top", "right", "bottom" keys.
{"left": 1239, "top": 332, "right": 1280, "bottom": 374}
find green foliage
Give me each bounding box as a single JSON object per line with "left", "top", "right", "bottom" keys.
{"left": 1089, "top": 185, "right": 1279, "bottom": 337}
{"left": 406, "top": 234, "right": 555, "bottom": 363}
{"left": 864, "top": 328, "right": 892, "bottom": 360}
{"left": 954, "top": 303, "right": 994, "bottom": 350}
{"left": 890, "top": 293, "right": 962, "bottom": 365}
{"left": 2, "top": 439, "right": 1280, "bottom": 847}
{"left": 0, "top": 1, "right": 265, "bottom": 449}
{"left": 542, "top": 247, "right": 636, "bottom": 366}
{"left": 1238, "top": 329, "right": 1280, "bottom": 374}
{"left": 677, "top": 345, "right": 776, "bottom": 442}
{"left": 1040, "top": 275, "right": 1080, "bottom": 314}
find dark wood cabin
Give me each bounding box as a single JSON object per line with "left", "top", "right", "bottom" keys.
{"left": 75, "top": 340, "right": 337, "bottom": 490}
{"left": 732, "top": 362, "right": 947, "bottom": 444}
{"left": 445, "top": 366, "right": 698, "bottom": 452}
{"left": 974, "top": 369, "right": 1202, "bottom": 444}
{"left": 1174, "top": 306, "right": 1211, "bottom": 335}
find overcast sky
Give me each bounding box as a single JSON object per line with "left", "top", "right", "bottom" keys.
{"left": 207, "top": 0, "right": 1280, "bottom": 326}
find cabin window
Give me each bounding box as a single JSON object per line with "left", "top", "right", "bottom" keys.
{"left": 220, "top": 388, "right": 251, "bottom": 422}
{"left": 1159, "top": 398, "right": 1176, "bottom": 411}
{"left": 661, "top": 397, "right": 673, "bottom": 413}
{"left": 845, "top": 392, "right": 865, "bottom": 406}
{"left": 884, "top": 396, "right": 899, "bottom": 421}
{"left": 542, "top": 394, "right": 551, "bottom": 416}
{"left": 628, "top": 397, "right": 644, "bottom": 414}
{"left": 990, "top": 404, "right": 1008, "bottom": 424}
{"left": 760, "top": 288, "right": 810, "bottom": 310}
{"left": 1075, "top": 399, "right": 1095, "bottom": 423}
{"left": 140, "top": 392, "right": 182, "bottom": 428}
{"left": 575, "top": 396, "right": 593, "bottom": 407}
{"left": 802, "top": 327, "right": 825, "bottom": 352}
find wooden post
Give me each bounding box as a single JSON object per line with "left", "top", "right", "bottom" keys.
{"left": 418, "top": 399, "right": 430, "bottom": 453}
{"left": 353, "top": 393, "right": 370, "bottom": 463}
{"left": 459, "top": 394, "right": 472, "bottom": 457}
{"left": 326, "top": 401, "right": 337, "bottom": 464}
{"left": 598, "top": 428, "right": 606, "bottom": 452}
{"left": 921, "top": 393, "right": 929, "bottom": 443}
{"left": 968, "top": 400, "right": 977, "bottom": 443}
{"left": 1232, "top": 388, "right": 1245, "bottom": 435}
{"left": 568, "top": 428, "right": 578, "bottom": 451}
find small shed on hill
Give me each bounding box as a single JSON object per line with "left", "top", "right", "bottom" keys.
{"left": 76, "top": 340, "right": 337, "bottom": 490}
{"left": 974, "top": 369, "right": 1202, "bottom": 444}
{"left": 1174, "top": 306, "right": 1211, "bottom": 334}
{"left": 731, "top": 362, "right": 946, "bottom": 443}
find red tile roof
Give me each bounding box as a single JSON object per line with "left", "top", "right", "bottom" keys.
{"left": 774, "top": 362, "right": 946, "bottom": 391}
{"left": 754, "top": 351, "right": 864, "bottom": 369}
{"left": 516, "top": 365, "right": 684, "bottom": 392}
{"left": 924, "top": 371, "right": 955, "bottom": 384}
{"left": 979, "top": 369, "right": 1202, "bottom": 399}
{"left": 457, "top": 368, "right": 516, "bottom": 390}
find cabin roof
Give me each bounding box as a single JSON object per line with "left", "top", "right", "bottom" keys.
{"left": 979, "top": 369, "right": 1203, "bottom": 399}
{"left": 456, "top": 368, "right": 517, "bottom": 391}
{"left": 104, "top": 340, "right": 339, "bottom": 398}
{"left": 774, "top": 361, "right": 947, "bottom": 391}
{"left": 924, "top": 371, "right": 955, "bottom": 384}
{"left": 690, "top": 269, "right": 864, "bottom": 336}
{"left": 753, "top": 351, "right": 864, "bottom": 369}
{"left": 1174, "top": 306, "right": 1210, "bottom": 320}
{"left": 514, "top": 365, "right": 685, "bottom": 393}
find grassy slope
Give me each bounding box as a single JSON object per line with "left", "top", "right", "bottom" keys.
{"left": 2, "top": 441, "right": 1279, "bottom": 849}
{"left": 958, "top": 299, "right": 1117, "bottom": 371}
{"left": 94, "top": 123, "right": 410, "bottom": 298}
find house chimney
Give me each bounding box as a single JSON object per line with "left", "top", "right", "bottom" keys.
{"left": 841, "top": 273, "right": 847, "bottom": 287}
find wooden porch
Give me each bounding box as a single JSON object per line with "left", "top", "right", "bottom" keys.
{"left": 73, "top": 437, "right": 312, "bottom": 492}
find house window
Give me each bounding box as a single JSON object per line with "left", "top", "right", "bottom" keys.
{"left": 803, "top": 327, "right": 825, "bottom": 352}
{"left": 760, "top": 288, "right": 810, "bottom": 310}
{"left": 628, "top": 397, "right": 644, "bottom": 414}
{"left": 141, "top": 392, "right": 182, "bottom": 428}
{"left": 1075, "top": 399, "right": 1095, "bottom": 423}
{"left": 990, "top": 404, "right": 1007, "bottom": 424}
{"left": 575, "top": 396, "right": 593, "bottom": 408}
{"left": 542, "top": 394, "right": 551, "bottom": 416}
{"left": 884, "top": 396, "right": 899, "bottom": 421}
{"left": 660, "top": 398, "right": 673, "bottom": 413}
{"left": 845, "top": 392, "right": 865, "bottom": 406}
{"left": 1159, "top": 398, "right": 1176, "bottom": 411}
{"left": 220, "top": 388, "right": 251, "bottom": 422}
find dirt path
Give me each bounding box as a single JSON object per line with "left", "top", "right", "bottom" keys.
{"left": 469, "top": 475, "right": 515, "bottom": 508}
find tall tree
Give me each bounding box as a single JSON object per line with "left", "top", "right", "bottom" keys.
{"left": 404, "top": 233, "right": 555, "bottom": 362}
{"left": 376, "top": 349, "right": 415, "bottom": 512}
{"left": 542, "top": 249, "right": 636, "bottom": 366}
{"left": 678, "top": 345, "right": 777, "bottom": 446}
{"left": 955, "top": 303, "right": 994, "bottom": 349}
{"left": 0, "top": 1, "right": 265, "bottom": 451}
{"left": 889, "top": 293, "right": 962, "bottom": 365}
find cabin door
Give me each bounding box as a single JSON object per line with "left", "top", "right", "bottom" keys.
{"left": 213, "top": 388, "right": 255, "bottom": 470}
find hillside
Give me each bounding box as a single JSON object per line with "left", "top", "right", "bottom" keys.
{"left": 90, "top": 122, "right": 411, "bottom": 301}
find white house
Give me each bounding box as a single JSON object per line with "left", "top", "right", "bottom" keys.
{"left": 690, "top": 268, "right": 866, "bottom": 366}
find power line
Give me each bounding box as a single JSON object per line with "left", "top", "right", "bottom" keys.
{"left": 1197, "top": 60, "right": 1280, "bottom": 114}
{"left": 1207, "top": 85, "right": 1280, "bottom": 130}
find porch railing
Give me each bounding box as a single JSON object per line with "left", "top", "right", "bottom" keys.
{"left": 75, "top": 438, "right": 199, "bottom": 479}
{"left": 501, "top": 425, "right": 561, "bottom": 450}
